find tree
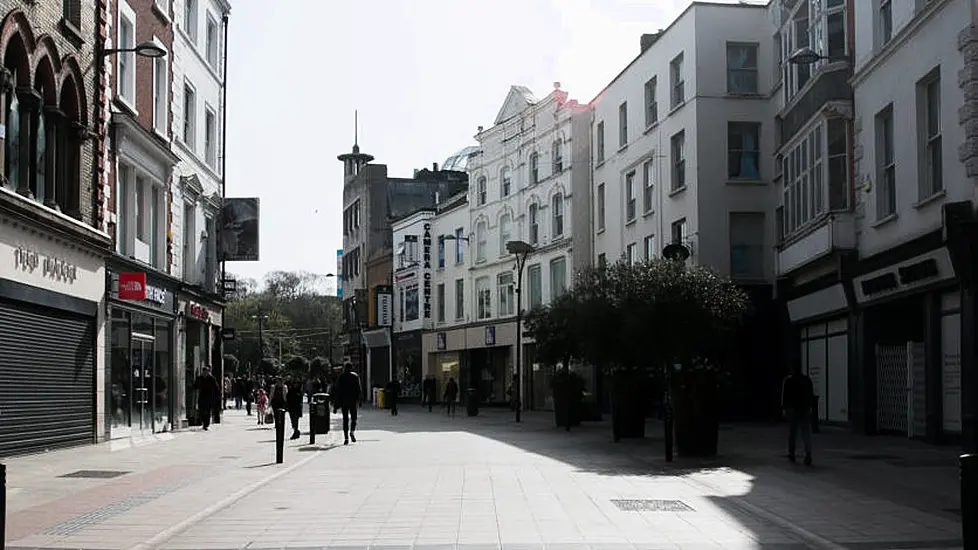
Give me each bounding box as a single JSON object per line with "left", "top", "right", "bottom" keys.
{"left": 223, "top": 354, "right": 240, "bottom": 375}
{"left": 309, "top": 356, "right": 329, "bottom": 380}
{"left": 284, "top": 356, "right": 309, "bottom": 378}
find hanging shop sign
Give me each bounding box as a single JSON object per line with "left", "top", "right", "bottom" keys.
{"left": 14, "top": 245, "right": 78, "bottom": 284}
{"left": 422, "top": 222, "right": 432, "bottom": 319}
{"left": 485, "top": 326, "right": 496, "bottom": 346}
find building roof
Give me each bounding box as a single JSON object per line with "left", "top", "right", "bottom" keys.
{"left": 442, "top": 146, "right": 480, "bottom": 172}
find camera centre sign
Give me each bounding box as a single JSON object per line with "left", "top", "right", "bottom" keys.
{"left": 422, "top": 222, "right": 432, "bottom": 319}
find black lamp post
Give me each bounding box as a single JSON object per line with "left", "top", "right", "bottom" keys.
{"left": 251, "top": 313, "right": 268, "bottom": 377}
{"left": 507, "top": 240, "right": 536, "bottom": 423}
{"left": 787, "top": 46, "right": 848, "bottom": 66}
{"left": 661, "top": 242, "right": 691, "bottom": 462}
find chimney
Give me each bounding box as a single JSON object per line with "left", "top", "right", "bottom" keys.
{"left": 433, "top": 162, "right": 438, "bottom": 171}
{"left": 413, "top": 169, "right": 419, "bottom": 178}
{"left": 477, "top": 125, "right": 484, "bottom": 133}
{"left": 641, "top": 32, "right": 661, "bottom": 53}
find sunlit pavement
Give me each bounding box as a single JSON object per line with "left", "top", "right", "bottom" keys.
{"left": 4, "top": 404, "right": 965, "bottom": 549}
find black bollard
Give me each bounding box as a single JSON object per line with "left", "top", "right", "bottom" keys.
{"left": 309, "top": 412, "right": 316, "bottom": 445}
{"left": 275, "top": 410, "right": 286, "bottom": 464}
{"left": 962, "top": 454, "right": 977, "bottom": 548}
{"left": 1, "top": 462, "right": 6, "bottom": 549}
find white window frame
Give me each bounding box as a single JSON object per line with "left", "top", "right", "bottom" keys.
{"left": 618, "top": 102, "right": 628, "bottom": 147}
{"left": 879, "top": 0, "right": 893, "bottom": 47}
{"left": 184, "top": 0, "right": 198, "bottom": 43}
{"left": 596, "top": 121, "right": 605, "bottom": 164}
{"left": 500, "top": 167, "right": 511, "bottom": 197}
{"left": 644, "top": 77, "right": 657, "bottom": 128}
{"left": 875, "top": 105, "right": 896, "bottom": 220}
{"left": 642, "top": 159, "right": 654, "bottom": 214}
{"left": 476, "top": 276, "right": 492, "bottom": 320}
{"left": 726, "top": 42, "right": 759, "bottom": 95}
{"left": 205, "top": 13, "right": 220, "bottom": 69}
{"left": 477, "top": 176, "right": 487, "bottom": 205}
{"left": 116, "top": 1, "right": 137, "bottom": 109}
{"left": 498, "top": 214, "right": 511, "bottom": 257}
{"left": 549, "top": 256, "right": 567, "bottom": 298}
{"left": 527, "top": 264, "right": 542, "bottom": 308}
{"left": 596, "top": 183, "right": 605, "bottom": 231}
{"left": 183, "top": 81, "right": 196, "bottom": 149}
{"left": 626, "top": 243, "right": 637, "bottom": 265}
{"left": 671, "top": 131, "right": 686, "bottom": 190}
{"left": 625, "top": 171, "right": 636, "bottom": 221}
{"left": 918, "top": 69, "right": 942, "bottom": 199}
{"left": 476, "top": 221, "right": 487, "bottom": 262}
{"left": 551, "top": 193, "right": 564, "bottom": 238}
{"left": 644, "top": 235, "right": 656, "bottom": 260}
{"left": 151, "top": 41, "right": 169, "bottom": 136}
{"left": 204, "top": 104, "right": 217, "bottom": 167}
{"left": 670, "top": 53, "right": 684, "bottom": 108}
{"left": 529, "top": 203, "right": 539, "bottom": 244}
{"left": 497, "top": 271, "right": 515, "bottom": 317}
{"left": 780, "top": 120, "right": 828, "bottom": 237}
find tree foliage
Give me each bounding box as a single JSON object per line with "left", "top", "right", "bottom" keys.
{"left": 525, "top": 258, "right": 750, "bottom": 378}
{"left": 223, "top": 271, "right": 343, "bottom": 376}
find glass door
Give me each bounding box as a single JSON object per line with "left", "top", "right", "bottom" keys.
{"left": 131, "top": 329, "right": 156, "bottom": 434}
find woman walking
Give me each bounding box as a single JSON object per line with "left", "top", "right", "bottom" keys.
{"left": 255, "top": 387, "right": 268, "bottom": 425}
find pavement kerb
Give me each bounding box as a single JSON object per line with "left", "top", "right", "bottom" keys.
{"left": 130, "top": 441, "right": 326, "bottom": 550}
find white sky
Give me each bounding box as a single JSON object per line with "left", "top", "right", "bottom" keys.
{"left": 223, "top": 0, "right": 765, "bottom": 286}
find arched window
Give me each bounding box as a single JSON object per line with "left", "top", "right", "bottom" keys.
{"left": 4, "top": 71, "right": 22, "bottom": 190}
{"left": 552, "top": 140, "right": 563, "bottom": 173}
{"left": 57, "top": 74, "right": 84, "bottom": 217}
{"left": 498, "top": 213, "right": 511, "bottom": 256}
{"left": 552, "top": 193, "right": 564, "bottom": 237}
{"left": 499, "top": 166, "right": 511, "bottom": 198}
{"left": 529, "top": 152, "right": 539, "bottom": 184}
{"left": 477, "top": 176, "right": 487, "bottom": 205}
{"left": 528, "top": 203, "right": 539, "bottom": 244}
{"left": 476, "top": 220, "right": 487, "bottom": 261}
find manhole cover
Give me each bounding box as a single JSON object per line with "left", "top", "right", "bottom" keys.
{"left": 845, "top": 453, "right": 900, "bottom": 461}
{"left": 59, "top": 470, "right": 130, "bottom": 479}
{"left": 611, "top": 499, "right": 694, "bottom": 512}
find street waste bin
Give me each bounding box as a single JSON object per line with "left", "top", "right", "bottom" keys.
{"left": 466, "top": 387, "right": 479, "bottom": 417}
{"left": 376, "top": 388, "right": 386, "bottom": 409}
{"left": 310, "top": 393, "right": 330, "bottom": 435}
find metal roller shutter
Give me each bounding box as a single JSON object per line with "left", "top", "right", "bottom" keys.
{"left": 0, "top": 299, "right": 95, "bottom": 456}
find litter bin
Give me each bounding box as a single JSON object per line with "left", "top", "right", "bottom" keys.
{"left": 309, "top": 392, "right": 330, "bottom": 444}
{"left": 466, "top": 388, "right": 479, "bottom": 417}
{"left": 376, "top": 389, "right": 386, "bottom": 409}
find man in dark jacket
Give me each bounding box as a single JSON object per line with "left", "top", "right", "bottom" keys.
{"left": 385, "top": 378, "right": 401, "bottom": 416}
{"left": 194, "top": 367, "right": 220, "bottom": 431}
{"left": 333, "top": 363, "right": 362, "bottom": 445}
{"left": 782, "top": 365, "right": 815, "bottom": 465}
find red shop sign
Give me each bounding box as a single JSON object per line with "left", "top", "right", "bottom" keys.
{"left": 118, "top": 272, "right": 147, "bottom": 300}
{"left": 189, "top": 302, "right": 210, "bottom": 320}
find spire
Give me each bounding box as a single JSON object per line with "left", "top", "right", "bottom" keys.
{"left": 353, "top": 110, "right": 359, "bottom": 154}
{"left": 338, "top": 109, "right": 374, "bottom": 176}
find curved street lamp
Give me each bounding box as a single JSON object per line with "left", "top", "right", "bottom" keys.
{"left": 788, "top": 46, "right": 847, "bottom": 66}
{"left": 104, "top": 40, "right": 168, "bottom": 59}
{"left": 506, "top": 239, "right": 536, "bottom": 423}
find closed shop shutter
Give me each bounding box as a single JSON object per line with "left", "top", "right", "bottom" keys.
{"left": 0, "top": 299, "right": 95, "bottom": 456}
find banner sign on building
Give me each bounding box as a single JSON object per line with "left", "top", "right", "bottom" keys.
{"left": 336, "top": 249, "right": 343, "bottom": 298}
{"left": 376, "top": 286, "right": 393, "bottom": 327}
{"left": 221, "top": 198, "right": 260, "bottom": 262}
{"left": 118, "top": 272, "right": 147, "bottom": 300}
{"left": 422, "top": 222, "right": 432, "bottom": 319}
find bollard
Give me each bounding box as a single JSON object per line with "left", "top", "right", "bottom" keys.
{"left": 275, "top": 409, "right": 286, "bottom": 464}
{"left": 1, "top": 462, "right": 6, "bottom": 550}
{"left": 959, "top": 454, "right": 975, "bottom": 544}
{"left": 309, "top": 410, "right": 316, "bottom": 446}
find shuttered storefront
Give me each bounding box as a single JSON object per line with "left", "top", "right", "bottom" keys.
{"left": 0, "top": 299, "right": 95, "bottom": 456}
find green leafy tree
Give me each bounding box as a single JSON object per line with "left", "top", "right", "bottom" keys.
{"left": 309, "top": 356, "right": 329, "bottom": 379}
{"left": 223, "top": 354, "right": 240, "bottom": 375}
{"left": 284, "top": 355, "right": 309, "bottom": 378}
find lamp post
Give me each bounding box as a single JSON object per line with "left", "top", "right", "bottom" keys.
{"left": 251, "top": 314, "right": 268, "bottom": 378}
{"left": 507, "top": 240, "right": 536, "bottom": 423}
{"left": 661, "top": 242, "right": 691, "bottom": 462}
{"left": 787, "top": 46, "right": 848, "bottom": 66}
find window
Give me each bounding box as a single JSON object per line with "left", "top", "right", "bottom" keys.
{"left": 63, "top": 0, "right": 82, "bottom": 29}
{"left": 183, "top": 202, "right": 195, "bottom": 281}
{"left": 183, "top": 84, "right": 196, "bottom": 147}
{"left": 551, "top": 193, "right": 564, "bottom": 237}
{"left": 116, "top": 165, "right": 131, "bottom": 254}
{"left": 204, "top": 107, "right": 217, "bottom": 167}
{"left": 529, "top": 153, "right": 539, "bottom": 184}
{"left": 437, "top": 236, "right": 445, "bottom": 268}
{"left": 550, "top": 256, "right": 567, "bottom": 298}
{"left": 625, "top": 171, "right": 636, "bottom": 221}
{"left": 135, "top": 177, "right": 147, "bottom": 241}
{"left": 476, "top": 276, "right": 491, "bottom": 320}
{"left": 117, "top": 6, "right": 136, "bottom": 105}
{"left": 644, "top": 235, "right": 656, "bottom": 260}
{"left": 782, "top": 122, "right": 831, "bottom": 235}
{"left": 552, "top": 140, "right": 563, "bottom": 173}
{"left": 529, "top": 203, "right": 539, "bottom": 244}
{"left": 498, "top": 214, "right": 511, "bottom": 256}
{"left": 436, "top": 283, "right": 445, "bottom": 323}
{"left": 184, "top": 0, "right": 197, "bottom": 42}
{"left": 397, "top": 235, "right": 418, "bottom": 267}
{"left": 153, "top": 55, "right": 168, "bottom": 133}
{"left": 644, "top": 77, "right": 657, "bottom": 127}
{"left": 729, "top": 212, "right": 765, "bottom": 279}
{"left": 880, "top": 0, "right": 893, "bottom": 46}
{"left": 875, "top": 105, "right": 896, "bottom": 219}
{"left": 404, "top": 283, "right": 420, "bottom": 321}
{"left": 626, "top": 243, "right": 637, "bottom": 265}
{"left": 205, "top": 15, "right": 219, "bottom": 68}
{"left": 728, "top": 122, "right": 761, "bottom": 179}
{"left": 150, "top": 186, "right": 162, "bottom": 268}
{"left": 500, "top": 167, "right": 511, "bottom": 197}
{"left": 642, "top": 160, "right": 654, "bottom": 213}
{"left": 498, "top": 272, "right": 515, "bottom": 316}
{"left": 455, "top": 279, "right": 464, "bottom": 320}
{"left": 671, "top": 131, "right": 686, "bottom": 191}
{"left": 671, "top": 218, "right": 687, "bottom": 244}
{"left": 618, "top": 102, "right": 628, "bottom": 147}
{"left": 596, "top": 183, "right": 605, "bottom": 231}
{"left": 476, "top": 221, "right": 487, "bottom": 262}
{"left": 477, "top": 176, "right": 487, "bottom": 205}
{"left": 454, "top": 228, "right": 465, "bottom": 263}
{"left": 726, "top": 43, "right": 759, "bottom": 94}
{"left": 781, "top": 9, "right": 811, "bottom": 102}
{"left": 596, "top": 121, "right": 605, "bottom": 163}
{"left": 527, "top": 264, "right": 542, "bottom": 309}
{"left": 670, "top": 53, "right": 684, "bottom": 108}
{"left": 918, "top": 70, "right": 942, "bottom": 198}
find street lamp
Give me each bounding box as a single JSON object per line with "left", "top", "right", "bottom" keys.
{"left": 787, "top": 46, "right": 846, "bottom": 65}
{"left": 661, "top": 241, "right": 691, "bottom": 462}
{"left": 506, "top": 239, "right": 536, "bottom": 423}
{"left": 102, "top": 40, "right": 168, "bottom": 59}
{"left": 251, "top": 313, "right": 269, "bottom": 377}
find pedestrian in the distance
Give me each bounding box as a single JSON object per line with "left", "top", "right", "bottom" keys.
{"left": 287, "top": 379, "right": 303, "bottom": 439}
{"left": 782, "top": 364, "right": 815, "bottom": 466}
{"left": 194, "top": 367, "right": 220, "bottom": 431}
{"left": 385, "top": 378, "right": 401, "bottom": 416}
{"left": 333, "top": 363, "right": 361, "bottom": 445}
{"left": 444, "top": 377, "right": 458, "bottom": 418}
{"left": 255, "top": 387, "right": 268, "bottom": 425}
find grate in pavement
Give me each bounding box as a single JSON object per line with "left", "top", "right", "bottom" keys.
{"left": 610, "top": 498, "right": 694, "bottom": 512}
{"left": 58, "top": 469, "right": 130, "bottom": 479}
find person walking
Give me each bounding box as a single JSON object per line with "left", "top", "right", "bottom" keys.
{"left": 782, "top": 364, "right": 815, "bottom": 466}
{"left": 385, "top": 378, "right": 401, "bottom": 416}
{"left": 270, "top": 381, "right": 288, "bottom": 437}
{"left": 444, "top": 377, "right": 458, "bottom": 418}
{"left": 332, "top": 363, "right": 361, "bottom": 445}
{"left": 255, "top": 387, "right": 268, "bottom": 425}
{"left": 193, "top": 367, "right": 220, "bottom": 431}
{"left": 287, "top": 379, "right": 303, "bottom": 440}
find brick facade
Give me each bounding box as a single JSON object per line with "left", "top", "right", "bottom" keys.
{"left": 0, "top": 0, "right": 104, "bottom": 235}
{"left": 960, "top": 23, "right": 978, "bottom": 180}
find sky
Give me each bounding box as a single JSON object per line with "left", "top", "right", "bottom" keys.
{"left": 223, "top": 0, "right": 766, "bottom": 290}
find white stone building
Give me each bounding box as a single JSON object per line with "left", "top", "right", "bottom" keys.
{"left": 391, "top": 208, "right": 434, "bottom": 399}
{"left": 169, "top": 0, "right": 229, "bottom": 423}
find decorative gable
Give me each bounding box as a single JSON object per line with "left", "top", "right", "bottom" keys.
{"left": 493, "top": 85, "right": 538, "bottom": 125}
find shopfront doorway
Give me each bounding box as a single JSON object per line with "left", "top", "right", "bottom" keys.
{"left": 110, "top": 308, "right": 174, "bottom": 438}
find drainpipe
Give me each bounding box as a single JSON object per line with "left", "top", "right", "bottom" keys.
{"left": 214, "top": 11, "right": 229, "bottom": 423}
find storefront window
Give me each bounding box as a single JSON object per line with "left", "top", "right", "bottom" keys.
{"left": 155, "top": 321, "right": 171, "bottom": 431}
{"left": 131, "top": 314, "right": 155, "bottom": 433}
{"left": 436, "top": 352, "right": 460, "bottom": 397}
{"left": 110, "top": 309, "right": 131, "bottom": 437}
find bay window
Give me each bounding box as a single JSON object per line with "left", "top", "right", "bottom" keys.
{"left": 781, "top": 0, "right": 848, "bottom": 103}
{"left": 780, "top": 117, "right": 849, "bottom": 238}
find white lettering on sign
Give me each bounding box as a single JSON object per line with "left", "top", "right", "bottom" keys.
{"left": 14, "top": 246, "right": 77, "bottom": 283}
{"left": 422, "top": 223, "right": 431, "bottom": 319}
{"left": 144, "top": 285, "right": 166, "bottom": 304}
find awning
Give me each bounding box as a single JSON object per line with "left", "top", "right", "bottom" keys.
{"left": 363, "top": 329, "right": 391, "bottom": 348}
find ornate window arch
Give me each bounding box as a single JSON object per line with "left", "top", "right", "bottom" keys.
{"left": 499, "top": 164, "right": 512, "bottom": 198}
{"left": 528, "top": 151, "right": 539, "bottom": 185}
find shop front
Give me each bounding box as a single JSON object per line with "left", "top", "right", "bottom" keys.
{"left": 422, "top": 322, "right": 516, "bottom": 406}
{"left": 107, "top": 267, "right": 178, "bottom": 438}
{"left": 394, "top": 330, "right": 423, "bottom": 400}
{"left": 0, "top": 215, "right": 107, "bottom": 456}
{"left": 177, "top": 292, "right": 223, "bottom": 425}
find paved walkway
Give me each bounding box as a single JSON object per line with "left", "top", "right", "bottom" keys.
{"left": 3, "top": 404, "right": 966, "bottom": 550}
